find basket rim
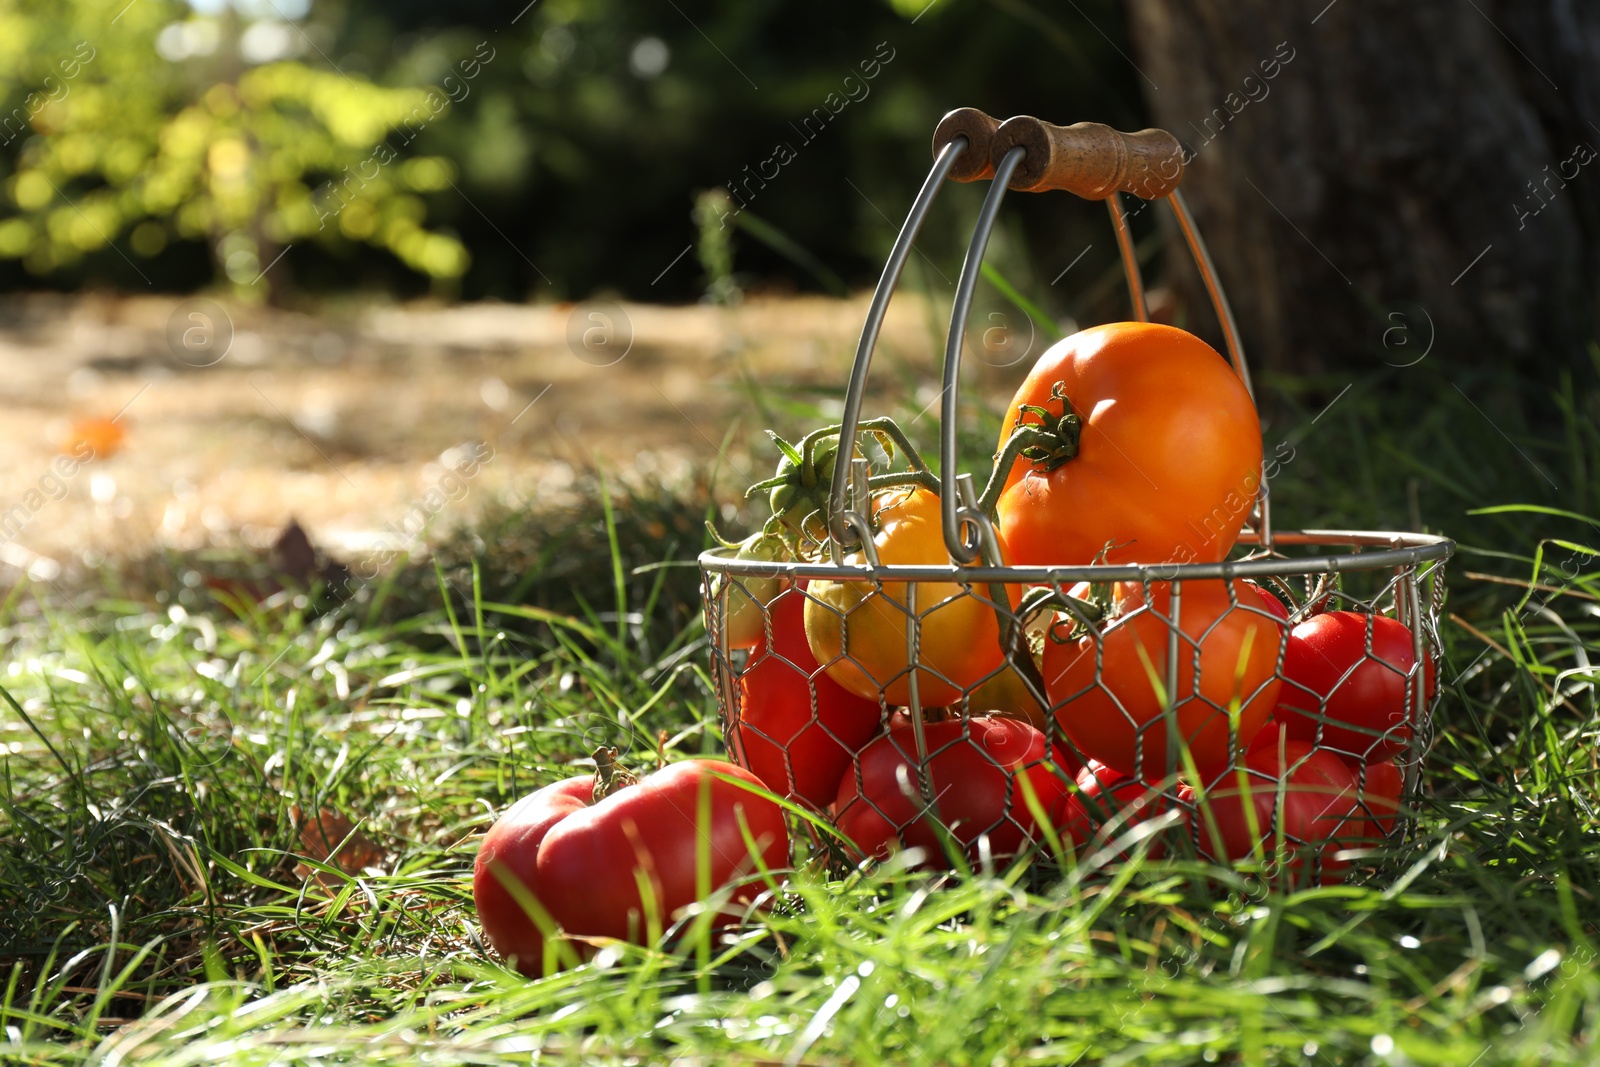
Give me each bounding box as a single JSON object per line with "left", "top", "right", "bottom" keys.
{"left": 699, "top": 527, "right": 1454, "bottom": 584}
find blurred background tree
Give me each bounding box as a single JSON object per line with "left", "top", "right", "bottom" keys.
{"left": 0, "top": 0, "right": 1595, "bottom": 386}
{"left": 1129, "top": 0, "right": 1600, "bottom": 379}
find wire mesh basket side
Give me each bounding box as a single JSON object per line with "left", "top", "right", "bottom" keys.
{"left": 704, "top": 539, "right": 1450, "bottom": 882}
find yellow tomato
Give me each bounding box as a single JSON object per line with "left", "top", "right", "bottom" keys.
{"left": 713, "top": 531, "right": 789, "bottom": 650}
{"left": 804, "top": 488, "right": 1013, "bottom": 706}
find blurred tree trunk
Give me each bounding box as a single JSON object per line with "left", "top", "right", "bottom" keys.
{"left": 1125, "top": 0, "right": 1600, "bottom": 379}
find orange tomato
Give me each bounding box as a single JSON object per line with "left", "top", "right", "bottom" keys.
{"left": 994, "top": 322, "right": 1262, "bottom": 567}
{"left": 1043, "top": 578, "right": 1281, "bottom": 780}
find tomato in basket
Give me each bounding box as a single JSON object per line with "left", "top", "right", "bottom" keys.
{"left": 1055, "top": 760, "right": 1181, "bottom": 860}
{"left": 1045, "top": 578, "right": 1280, "bottom": 779}
{"left": 1271, "top": 611, "right": 1435, "bottom": 762}
{"left": 732, "top": 586, "right": 881, "bottom": 810}
{"left": 804, "top": 487, "right": 1016, "bottom": 707}
{"left": 1185, "top": 738, "right": 1359, "bottom": 882}
{"left": 993, "top": 323, "right": 1262, "bottom": 568}
{"left": 832, "top": 716, "right": 1066, "bottom": 867}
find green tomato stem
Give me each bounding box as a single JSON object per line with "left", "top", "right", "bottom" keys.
{"left": 976, "top": 383, "right": 1083, "bottom": 519}
{"left": 977, "top": 424, "right": 1061, "bottom": 517}
{"left": 867, "top": 470, "right": 941, "bottom": 495}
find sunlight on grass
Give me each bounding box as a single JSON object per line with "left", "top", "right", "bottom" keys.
{"left": 0, "top": 368, "right": 1597, "bottom": 1065}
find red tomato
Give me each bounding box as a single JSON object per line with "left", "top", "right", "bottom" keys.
{"left": 1273, "top": 611, "right": 1436, "bottom": 762}
{"left": 877, "top": 705, "right": 1082, "bottom": 777}
{"left": 833, "top": 717, "right": 1066, "bottom": 868}
{"left": 882, "top": 706, "right": 945, "bottom": 732}
{"left": 1189, "top": 740, "right": 1358, "bottom": 882}
{"left": 1054, "top": 760, "right": 1179, "bottom": 858}
{"left": 731, "top": 587, "right": 881, "bottom": 810}
{"left": 1045, "top": 579, "right": 1281, "bottom": 780}
{"left": 1343, "top": 758, "right": 1403, "bottom": 847}
{"left": 994, "top": 323, "right": 1262, "bottom": 567}
{"left": 1244, "top": 580, "right": 1289, "bottom": 625}
{"left": 473, "top": 759, "right": 788, "bottom": 975}
{"left": 966, "top": 660, "right": 1049, "bottom": 731}
{"left": 1048, "top": 737, "right": 1087, "bottom": 780}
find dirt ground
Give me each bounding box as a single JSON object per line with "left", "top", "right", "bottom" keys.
{"left": 0, "top": 290, "right": 1024, "bottom": 580}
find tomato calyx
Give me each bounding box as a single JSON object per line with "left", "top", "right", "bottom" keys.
{"left": 1029, "top": 585, "right": 1108, "bottom": 645}
{"left": 753, "top": 430, "right": 844, "bottom": 545}
{"left": 705, "top": 519, "right": 790, "bottom": 571}
{"left": 1014, "top": 382, "right": 1084, "bottom": 469}
{"left": 590, "top": 746, "right": 638, "bottom": 802}
{"left": 745, "top": 417, "right": 940, "bottom": 558}
{"left": 976, "top": 382, "right": 1082, "bottom": 517}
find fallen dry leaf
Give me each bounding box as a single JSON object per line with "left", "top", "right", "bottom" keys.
{"left": 292, "top": 806, "right": 387, "bottom": 885}
{"left": 61, "top": 414, "right": 126, "bottom": 459}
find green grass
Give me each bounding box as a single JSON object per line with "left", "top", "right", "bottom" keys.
{"left": 1, "top": 360, "right": 1598, "bottom": 1065}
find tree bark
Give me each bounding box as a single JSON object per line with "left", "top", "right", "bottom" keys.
{"left": 1125, "top": 0, "right": 1600, "bottom": 379}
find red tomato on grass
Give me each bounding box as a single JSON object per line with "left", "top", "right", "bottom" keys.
{"left": 473, "top": 758, "right": 788, "bottom": 975}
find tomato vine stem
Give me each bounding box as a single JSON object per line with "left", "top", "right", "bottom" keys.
{"left": 976, "top": 382, "right": 1082, "bottom": 518}
{"left": 748, "top": 416, "right": 942, "bottom": 558}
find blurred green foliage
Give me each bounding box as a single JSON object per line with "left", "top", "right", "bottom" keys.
{"left": 0, "top": 0, "right": 477, "bottom": 300}
{"left": 0, "top": 0, "right": 1142, "bottom": 302}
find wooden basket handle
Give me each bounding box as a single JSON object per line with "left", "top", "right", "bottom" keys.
{"left": 992, "top": 115, "right": 1185, "bottom": 200}
{"left": 931, "top": 107, "right": 1001, "bottom": 182}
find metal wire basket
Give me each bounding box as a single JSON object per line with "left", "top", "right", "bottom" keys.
{"left": 699, "top": 109, "right": 1453, "bottom": 881}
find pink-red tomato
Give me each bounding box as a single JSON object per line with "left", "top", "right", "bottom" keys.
{"left": 833, "top": 716, "right": 1066, "bottom": 868}
{"left": 966, "top": 659, "right": 1050, "bottom": 731}
{"left": 1247, "top": 725, "right": 1405, "bottom": 852}
{"left": 473, "top": 760, "right": 788, "bottom": 975}
{"left": 994, "top": 323, "right": 1262, "bottom": 567}
{"left": 732, "top": 587, "right": 881, "bottom": 810}
{"left": 1045, "top": 579, "right": 1282, "bottom": 780}
{"left": 877, "top": 706, "right": 1083, "bottom": 779}
{"left": 1273, "top": 611, "right": 1436, "bottom": 762}
{"left": 1188, "top": 740, "right": 1358, "bottom": 882}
